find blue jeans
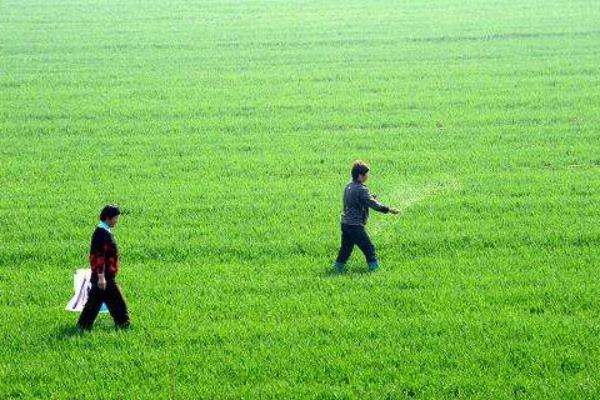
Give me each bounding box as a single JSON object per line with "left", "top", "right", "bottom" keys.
{"left": 336, "top": 224, "right": 377, "bottom": 264}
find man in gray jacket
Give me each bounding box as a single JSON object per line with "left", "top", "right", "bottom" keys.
{"left": 334, "top": 160, "right": 399, "bottom": 273}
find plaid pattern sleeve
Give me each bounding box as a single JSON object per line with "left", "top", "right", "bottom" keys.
{"left": 89, "top": 228, "right": 120, "bottom": 276}
{"left": 89, "top": 228, "right": 107, "bottom": 274}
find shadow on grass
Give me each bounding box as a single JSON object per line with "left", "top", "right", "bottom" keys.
{"left": 322, "top": 268, "right": 376, "bottom": 278}
{"left": 52, "top": 321, "right": 131, "bottom": 340}
{"left": 52, "top": 324, "right": 85, "bottom": 340}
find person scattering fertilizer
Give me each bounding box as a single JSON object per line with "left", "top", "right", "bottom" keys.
{"left": 77, "top": 204, "right": 130, "bottom": 330}
{"left": 333, "top": 161, "right": 399, "bottom": 273}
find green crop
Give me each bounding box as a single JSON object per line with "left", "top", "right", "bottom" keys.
{"left": 1, "top": 0, "right": 599, "bottom": 398}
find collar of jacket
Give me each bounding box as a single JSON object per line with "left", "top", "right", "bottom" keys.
{"left": 98, "top": 220, "right": 112, "bottom": 233}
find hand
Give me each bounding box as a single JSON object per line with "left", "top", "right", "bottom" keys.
{"left": 98, "top": 274, "right": 107, "bottom": 290}
{"left": 389, "top": 208, "right": 400, "bottom": 215}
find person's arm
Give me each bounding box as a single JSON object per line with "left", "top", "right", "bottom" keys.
{"left": 89, "top": 230, "right": 108, "bottom": 290}
{"left": 360, "top": 187, "right": 400, "bottom": 214}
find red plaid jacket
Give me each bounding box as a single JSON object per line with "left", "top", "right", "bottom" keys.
{"left": 89, "top": 226, "right": 120, "bottom": 278}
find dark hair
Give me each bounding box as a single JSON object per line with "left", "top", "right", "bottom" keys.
{"left": 99, "top": 204, "right": 121, "bottom": 221}
{"left": 351, "top": 160, "right": 370, "bottom": 181}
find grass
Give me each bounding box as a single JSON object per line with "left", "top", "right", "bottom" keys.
{"left": 1, "top": 0, "right": 600, "bottom": 398}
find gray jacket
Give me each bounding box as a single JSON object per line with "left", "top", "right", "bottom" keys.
{"left": 341, "top": 181, "right": 390, "bottom": 226}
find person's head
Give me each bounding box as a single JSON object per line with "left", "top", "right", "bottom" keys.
{"left": 351, "top": 160, "right": 370, "bottom": 183}
{"left": 99, "top": 204, "right": 121, "bottom": 227}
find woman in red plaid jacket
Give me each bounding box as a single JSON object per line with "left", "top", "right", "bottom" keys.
{"left": 78, "top": 205, "right": 130, "bottom": 330}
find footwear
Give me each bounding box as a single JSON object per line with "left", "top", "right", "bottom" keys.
{"left": 116, "top": 321, "right": 131, "bottom": 330}
{"left": 367, "top": 260, "right": 379, "bottom": 272}
{"left": 76, "top": 323, "right": 92, "bottom": 332}
{"left": 333, "top": 262, "right": 346, "bottom": 273}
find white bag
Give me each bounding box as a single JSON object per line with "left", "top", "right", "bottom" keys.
{"left": 65, "top": 268, "right": 108, "bottom": 313}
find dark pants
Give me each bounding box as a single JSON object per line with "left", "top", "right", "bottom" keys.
{"left": 336, "top": 224, "right": 377, "bottom": 264}
{"left": 78, "top": 280, "right": 130, "bottom": 330}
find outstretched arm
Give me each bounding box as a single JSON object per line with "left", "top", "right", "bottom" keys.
{"left": 360, "top": 188, "right": 400, "bottom": 214}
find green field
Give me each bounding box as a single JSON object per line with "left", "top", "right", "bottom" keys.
{"left": 1, "top": 0, "right": 600, "bottom": 398}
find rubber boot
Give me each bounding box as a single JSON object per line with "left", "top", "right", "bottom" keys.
{"left": 368, "top": 260, "right": 379, "bottom": 272}
{"left": 334, "top": 262, "right": 346, "bottom": 273}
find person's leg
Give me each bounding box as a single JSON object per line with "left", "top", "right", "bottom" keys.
{"left": 104, "top": 281, "right": 130, "bottom": 328}
{"left": 354, "top": 226, "right": 379, "bottom": 271}
{"left": 334, "top": 225, "right": 354, "bottom": 273}
{"left": 77, "top": 286, "right": 104, "bottom": 330}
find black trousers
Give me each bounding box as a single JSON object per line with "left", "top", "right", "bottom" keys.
{"left": 78, "top": 280, "right": 130, "bottom": 329}
{"left": 336, "top": 223, "right": 377, "bottom": 264}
